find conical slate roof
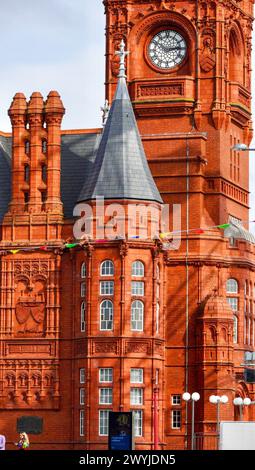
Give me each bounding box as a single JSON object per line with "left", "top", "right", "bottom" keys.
{"left": 78, "top": 77, "right": 163, "bottom": 204}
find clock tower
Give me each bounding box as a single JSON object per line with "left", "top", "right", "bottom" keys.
{"left": 104, "top": 0, "right": 253, "bottom": 229}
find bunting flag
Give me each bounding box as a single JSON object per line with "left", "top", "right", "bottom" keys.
{"left": 39, "top": 246, "right": 48, "bottom": 251}
{"left": 65, "top": 243, "right": 78, "bottom": 249}
{"left": 10, "top": 250, "right": 20, "bottom": 254}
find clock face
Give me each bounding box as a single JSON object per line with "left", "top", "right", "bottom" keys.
{"left": 148, "top": 30, "right": 187, "bottom": 70}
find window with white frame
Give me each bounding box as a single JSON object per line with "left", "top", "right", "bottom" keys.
{"left": 233, "top": 316, "right": 238, "bottom": 344}
{"left": 81, "top": 262, "right": 86, "bottom": 278}
{"left": 130, "top": 369, "right": 143, "bottom": 384}
{"left": 172, "top": 395, "right": 181, "bottom": 406}
{"left": 130, "top": 388, "right": 143, "bottom": 405}
{"left": 248, "top": 317, "right": 251, "bottom": 345}
{"left": 81, "top": 302, "right": 86, "bottom": 332}
{"left": 80, "top": 368, "right": 85, "bottom": 384}
{"left": 131, "top": 300, "right": 144, "bottom": 331}
{"left": 132, "top": 261, "right": 144, "bottom": 277}
{"left": 100, "top": 300, "right": 113, "bottom": 330}
{"left": 99, "top": 410, "right": 109, "bottom": 436}
{"left": 99, "top": 368, "right": 113, "bottom": 383}
{"left": 226, "top": 278, "right": 238, "bottom": 294}
{"left": 100, "top": 281, "right": 114, "bottom": 296}
{"left": 227, "top": 297, "right": 238, "bottom": 311}
{"left": 99, "top": 388, "right": 112, "bottom": 405}
{"left": 80, "top": 410, "right": 85, "bottom": 436}
{"left": 100, "top": 260, "right": 114, "bottom": 276}
{"left": 132, "top": 410, "right": 143, "bottom": 437}
{"left": 131, "top": 281, "right": 144, "bottom": 296}
{"left": 80, "top": 388, "right": 85, "bottom": 405}
{"left": 81, "top": 282, "right": 86, "bottom": 297}
{"left": 171, "top": 410, "right": 181, "bottom": 429}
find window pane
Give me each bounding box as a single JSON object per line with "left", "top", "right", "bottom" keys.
{"left": 99, "top": 388, "right": 112, "bottom": 405}
{"left": 226, "top": 279, "right": 238, "bottom": 294}
{"left": 101, "top": 260, "right": 114, "bottom": 276}
{"left": 100, "top": 300, "right": 113, "bottom": 330}
{"left": 132, "top": 261, "right": 144, "bottom": 277}
{"left": 130, "top": 388, "right": 143, "bottom": 405}
{"left": 80, "top": 368, "right": 85, "bottom": 384}
{"left": 131, "top": 301, "right": 144, "bottom": 331}
{"left": 81, "top": 302, "right": 86, "bottom": 332}
{"left": 100, "top": 281, "right": 114, "bottom": 295}
{"left": 132, "top": 410, "right": 143, "bottom": 437}
{"left": 227, "top": 297, "right": 238, "bottom": 311}
{"left": 172, "top": 395, "right": 181, "bottom": 405}
{"left": 99, "top": 369, "right": 113, "bottom": 383}
{"left": 81, "top": 282, "right": 86, "bottom": 297}
{"left": 99, "top": 410, "right": 109, "bottom": 436}
{"left": 80, "top": 388, "right": 85, "bottom": 405}
{"left": 130, "top": 369, "right": 143, "bottom": 384}
{"left": 131, "top": 281, "right": 144, "bottom": 296}
{"left": 172, "top": 410, "right": 181, "bottom": 429}
{"left": 81, "top": 263, "right": 86, "bottom": 278}
{"left": 80, "top": 410, "right": 84, "bottom": 436}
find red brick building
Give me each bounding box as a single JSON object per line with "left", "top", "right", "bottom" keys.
{"left": 0, "top": 0, "right": 255, "bottom": 450}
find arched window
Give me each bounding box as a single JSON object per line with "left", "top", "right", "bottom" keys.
{"left": 132, "top": 261, "right": 144, "bottom": 277}
{"left": 100, "top": 260, "right": 114, "bottom": 276}
{"left": 100, "top": 300, "right": 113, "bottom": 330}
{"left": 42, "top": 139, "right": 47, "bottom": 154}
{"left": 226, "top": 279, "right": 238, "bottom": 294}
{"left": 81, "top": 282, "right": 86, "bottom": 297}
{"left": 81, "top": 262, "right": 86, "bottom": 278}
{"left": 24, "top": 164, "right": 30, "bottom": 182}
{"left": 233, "top": 315, "right": 238, "bottom": 344}
{"left": 25, "top": 140, "right": 30, "bottom": 155}
{"left": 81, "top": 302, "right": 86, "bottom": 332}
{"left": 229, "top": 28, "right": 244, "bottom": 85}
{"left": 131, "top": 300, "right": 144, "bottom": 331}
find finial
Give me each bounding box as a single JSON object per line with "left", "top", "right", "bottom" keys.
{"left": 101, "top": 99, "right": 110, "bottom": 127}
{"left": 115, "top": 39, "right": 130, "bottom": 78}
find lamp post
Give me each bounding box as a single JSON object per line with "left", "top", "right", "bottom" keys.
{"left": 233, "top": 397, "right": 251, "bottom": 420}
{"left": 182, "top": 392, "right": 200, "bottom": 450}
{"left": 209, "top": 395, "right": 228, "bottom": 448}
{"left": 232, "top": 143, "right": 255, "bottom": 152}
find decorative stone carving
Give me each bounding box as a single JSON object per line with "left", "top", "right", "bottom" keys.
{"left": 200, "top": 30, "right": 216, "bottom": 72}
{"left": 15, "top": 295, "right": 45, "bottom": 336}
{"left": 125, "top": 341, "right": 151, "bottom": 354}
{"left": 94, "top": 341, "right": 118, "bottom": 354}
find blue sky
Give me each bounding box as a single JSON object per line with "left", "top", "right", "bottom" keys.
{"left": 0, "top": 0, "right": 254, "bottom": 224}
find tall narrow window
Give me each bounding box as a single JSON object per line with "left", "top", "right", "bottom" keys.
{"left": 80, "top": 368, "right": 85, "bottom": 384}
{"left": 99, "top": 388, "right": 112, "bottom": 405}
{"left": 24, "top": 192, "right": 29, "bottom": 204}
{"left": 226, "top": 279, "right": 238, "bottom": 293}
{"left": 99, "top": 410, "right": 109, "bottom": 436}
{"left": 42, "top": 139, "right": 47, "bottom": 154}
{"left": 132, "top": 261, "right": 144, "bottom": 277}
{"left": 100, "top": 260, "right": 114, "bottom": 276}
{"left": 81, "top": 263, "right": 86, "bottom": 278}
{"left": 156, "top": 303, "right": 160, "bottom": 334}
{"left": 81, "top": 282, "right": 86, "bottom": 297}
{"left": 100, "top": 300, "right": 113, "bottom": 330}
{"left": 80, "top": 388, "right": 85, "bottom": 405}
{"left": 81, "top": 302, "right": 86, "bottom": 332}
{"left": 25, "top": 140, "right": 30, "bottom": 155}
{"left": 132, "top": 410, "right": 143, "bottom": 437}
{"left": 171, "top": 410, "right": 181, "bottom": 429}
{"left": 130, "top": 388, "right": 143, "bottom": 406}
{"left": 42, "top": 164, "right": 47, "bottom": 183}
{"left": 24, "top": 165, "right": 30, "bottom": 182}
{"left": 233, "top": 315, "right": 238, "bottom": 344}
{"left": 80, "top": 410, "right": 84, "bottom": 437}
{"left": 131, "top": 300, "right": 144, "bottom": 331}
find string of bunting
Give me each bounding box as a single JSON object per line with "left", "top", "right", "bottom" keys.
{"left": 1, "top": 219, "right": 254, "bottom": 253}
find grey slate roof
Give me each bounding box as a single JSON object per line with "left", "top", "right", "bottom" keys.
{"left": 0, "top": 135, "right": 11, "bottom": 221}
{"left": 77, "top": 77, "right": 163, "bottom": 204}
{"left": 0, "top": 132, "right": 100, "bottom": 222}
